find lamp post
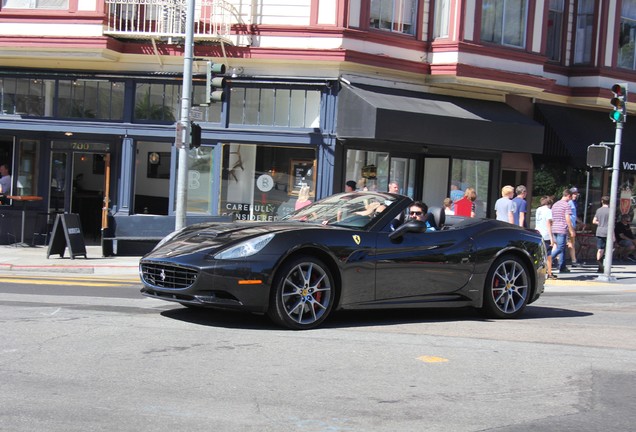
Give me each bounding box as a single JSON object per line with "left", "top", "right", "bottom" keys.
{"left": 174, "top": 0, "right": 196, "bottom": 231}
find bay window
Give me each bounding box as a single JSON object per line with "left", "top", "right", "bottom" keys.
{"left": 481, "top": 0, "right": 528, "bottom": 48}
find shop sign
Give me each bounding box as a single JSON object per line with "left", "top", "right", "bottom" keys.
{"left": 623, "top": 161, "right": 636, "bottom": 171}
{"left": 51, "top": 142, "right": 110, "bottom": 152}
{"left": 223, "top": 202, "right": 279, "bottom": 221}
{"left": 256, "top": 174, "right": 274, "bottom": 192}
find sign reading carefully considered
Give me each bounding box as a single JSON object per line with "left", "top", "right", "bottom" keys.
{"left": 47, "top": 213, "right": 87, "bottom": 260}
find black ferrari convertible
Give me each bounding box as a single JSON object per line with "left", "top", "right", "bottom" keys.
{"left": 139, "top": 191, "right": 546, "bottom": 330}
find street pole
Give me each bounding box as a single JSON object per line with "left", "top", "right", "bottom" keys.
{"left": 599, "top": 122, "right": 623, "bottom": 282}
{"left": 175, "top": 0, "right": 196, "bottom": 231}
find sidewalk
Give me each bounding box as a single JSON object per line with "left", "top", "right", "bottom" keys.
{"left": 2, "top": 244, "right": 636, "bottom": 289}
{"left": 547, "top": 260, "right": 636, "bottom": 290}
{"left": 0, "top": 244, "right": 141, "bottom": 276}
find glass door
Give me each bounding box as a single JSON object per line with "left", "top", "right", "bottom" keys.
{"left": 49, "top": 152, "right": 69, "bottom": 214}
{"left": 49, "top": 143, "right": 111, "bottom": 244}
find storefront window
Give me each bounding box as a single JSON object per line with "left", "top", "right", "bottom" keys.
{"left": 134, "top": 141, "right": 172, "bottom": 215}
{"left": 220, "top": 144, "right": 316, "bottom": 221}
{"left": 0, "top": 135, "right": 15, "bottom": 202}
{"left": 345, "top": 149, "right": 416, "bottom": 198}
{"left": 57, "top": 79, "right": 125, "bottom": 120}
{"left": 17, "top": 139, "right": 39, "bottom": 197}
{"left": 229, "top": 87, "right": 321, "bottom": 128}
{"left": 134, "top": 83, "right": 179, "bottom": 122}
{"left": 191, "top": 83, "right": 223, "bottom": 123}
{"left": 481, "top": 0, "right": 528, "bottom": 48}
{"left": 0, "top": 77, "right": 53, "bottom": 117}
{"left": 187, "top": 146, "right": 215, "bottom": 213}
{"left": 450, "top": 159, "right": 491, "bottom": 217}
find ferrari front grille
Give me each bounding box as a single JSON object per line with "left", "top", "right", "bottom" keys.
{"left": 140, "top": 262, "right": 198, "bottom": 289}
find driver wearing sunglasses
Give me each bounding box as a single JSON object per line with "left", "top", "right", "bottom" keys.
{"left": 409, "top": 201, "right": 428, "bottom": 221}
{"left": 409, "top": 201, "right": 437, "bottom": 231}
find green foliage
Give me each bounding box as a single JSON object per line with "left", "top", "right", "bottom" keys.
{"left": 533, "top": 169, "right": 558, "bottom": 197}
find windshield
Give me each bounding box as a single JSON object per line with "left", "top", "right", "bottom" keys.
{"left": 284, "top": 192, "right": 399, "bottom": 228}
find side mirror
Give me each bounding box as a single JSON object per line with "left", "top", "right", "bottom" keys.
{"left": 388, "top": 220, "right": 428, "bottom": 240}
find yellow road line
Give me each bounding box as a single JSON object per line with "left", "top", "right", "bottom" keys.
{"left": 0, "top": 278, "right": 134, "bottom": 287}
{"left": 0, "top": 274, "right": 139, "bottom": 283}
{"left": 417, "top": 355, "right": 449, "bottom": 363}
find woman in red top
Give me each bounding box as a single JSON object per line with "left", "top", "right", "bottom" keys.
{"left": 454, "top": 187, "right": 476, "bottom": 217}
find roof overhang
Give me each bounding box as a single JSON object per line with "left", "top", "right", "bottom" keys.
{"left": 536, "top": 103, "right": 636, "bottom": 165}
{"left": 336, "top": 83, "right": 544, "bottom": 154}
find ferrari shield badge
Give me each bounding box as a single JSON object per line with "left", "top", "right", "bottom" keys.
{"left": 352, "top": 235, "right": 361, "bottom": 245}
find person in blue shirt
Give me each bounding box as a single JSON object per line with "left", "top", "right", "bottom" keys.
{"left": 449, "top": 181, "right": 463, "bottom": 210}
{"left": 567, "top": 187, "right": 581, "bottom": 267}
{"left": 512, "top": 185, "right": 528, "bottom": 227}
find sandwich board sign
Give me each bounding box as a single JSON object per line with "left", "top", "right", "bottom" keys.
{"left": 47, "top": 213, "right": 87, "bottom": 259}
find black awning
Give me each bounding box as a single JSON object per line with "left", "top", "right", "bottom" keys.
{"left": 536, "top": 103, "right": 636, "bottom": 165}
{"left": 336, "top": 83, "right": 544, "bottom": 153}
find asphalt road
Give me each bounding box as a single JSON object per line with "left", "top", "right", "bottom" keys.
{"left": 1, "top": 274, "right": 635, "bottom": 432}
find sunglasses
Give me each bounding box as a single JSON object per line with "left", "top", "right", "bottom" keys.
{"left": 410, "top": 211, "right": 423, "bottom": 216}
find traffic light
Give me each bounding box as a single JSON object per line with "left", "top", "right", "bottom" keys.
{"left": 206, "top": 61, "right": 226, "bottom": 103}
{"left": 190, "top": 122, "right": 201, "bottom": 149}
{"left": 610, "top": 83, "right": 628, "bottom": 123}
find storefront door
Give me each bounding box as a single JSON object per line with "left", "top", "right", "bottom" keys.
{"left": 49, "top": 141, "right": 111, "bottom": 244}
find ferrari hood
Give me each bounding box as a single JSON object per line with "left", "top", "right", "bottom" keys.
{"left": 143, "top": 221, "right": 330, "bottom": 259}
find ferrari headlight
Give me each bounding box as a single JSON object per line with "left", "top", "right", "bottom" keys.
{"left": 214, "top": 233, "right": 275, "bottom": 260}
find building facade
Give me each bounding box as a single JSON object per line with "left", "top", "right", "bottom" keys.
{"left": 0, "top": 0, "right": 635, "bottom": 246}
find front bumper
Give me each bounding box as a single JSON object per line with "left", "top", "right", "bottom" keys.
{"left": 139, "top": 258, "right": 274, "bottom": 313}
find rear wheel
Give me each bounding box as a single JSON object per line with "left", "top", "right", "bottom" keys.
{"left": 482, "top": 255, "right": 530, "bottom": 318}
{"left": 268, "top": 256, "right": 335, "bottom": 330}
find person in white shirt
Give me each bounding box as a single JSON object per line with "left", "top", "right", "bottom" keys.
{"left": 535, "top": 195, "right": 556, "bottom": 279}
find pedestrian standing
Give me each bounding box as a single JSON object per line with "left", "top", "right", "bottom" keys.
{"left": 593, "top": 196, "right": 611, "bottom": 273}
{"left": 551, "top": 188, "right": 575, "bottom": 273}
{"left": 535, "top": 196, "right": 556, "bottom": 279}
{"left": 567, "top": 187, "right": 581, "bottom": 267}
{"left": 454, "top": 187, "right": 477, "bottom": 217}
{"left": 450, "top": 181, "right": 464, "bottom": 204}
{"left": 494, "top": 185, "right": 516, "bottom": 224}
{"left": 512, "top": 185, "right": 528, "bottom": 227}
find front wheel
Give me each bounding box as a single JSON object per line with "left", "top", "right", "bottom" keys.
{"left": 482, "top": 255, "right": 530, "bottom": 318}
{"left": 268, "top": 256, "right": 335, "bottom": 330}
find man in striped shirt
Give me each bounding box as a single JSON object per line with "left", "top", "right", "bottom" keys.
{"left": 551, "top": 188, "right": 576, "bottom": 273}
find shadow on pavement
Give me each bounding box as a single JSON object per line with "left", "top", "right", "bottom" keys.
{"left": 159, "top": 304, "right": 592, "bottom": 330}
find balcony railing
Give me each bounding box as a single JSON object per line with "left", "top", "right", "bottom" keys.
{"left": 104, "top": 0, "right": 250, "bottom": 46}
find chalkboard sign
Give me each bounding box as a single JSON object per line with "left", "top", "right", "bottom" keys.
{"left": 47, "top": 213, "right": 87, "bottom": 259}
